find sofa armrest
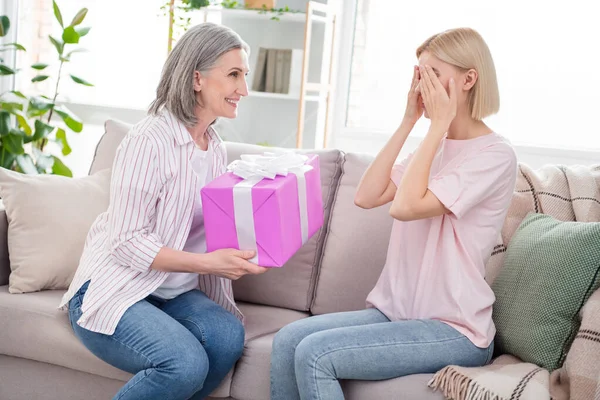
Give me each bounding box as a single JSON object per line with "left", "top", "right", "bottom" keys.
{"left": 561, "top": 288, "right": 600, "bottom": 400}
{"left": 0, "top": 208, "right": 9, "bottom": 286}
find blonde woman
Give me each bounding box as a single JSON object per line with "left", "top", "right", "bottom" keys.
{"left": 270, "top": 28, "right": 517, "bottom": 400}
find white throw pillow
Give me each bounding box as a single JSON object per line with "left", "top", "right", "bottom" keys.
{"left": 0, "top": 168, "right": 111, "bottom": 293}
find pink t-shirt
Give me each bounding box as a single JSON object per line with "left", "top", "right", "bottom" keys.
{"left": 366, "top": 132, "right": 517, "bottom": 348}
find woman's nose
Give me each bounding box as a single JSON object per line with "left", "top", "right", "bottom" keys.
{"left": 239, "top": 77, "right": 249, "bottom": 96}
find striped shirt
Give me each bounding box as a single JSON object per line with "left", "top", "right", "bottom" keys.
{"left": 59, "top": 110, "right": 242, "bottom": 335}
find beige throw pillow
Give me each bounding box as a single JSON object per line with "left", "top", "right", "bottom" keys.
{"left": 0, "top": 168, "right": 111, "bottom": 293}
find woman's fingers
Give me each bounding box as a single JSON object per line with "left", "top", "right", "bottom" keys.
{"left": 409, "top": 65, "right": 419, "bottom": 94}
{"left": 427, "top": 65, "right": 445, "bottom": 92}
{"left": 420, "top": 65, "right": 434, "bottom": 96}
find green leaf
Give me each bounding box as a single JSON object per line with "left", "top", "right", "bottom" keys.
{"left": 70, "top": 75, "right": 93, "bottom": 86}
{"left": 61, "top": 48, "right": 87, "bottom": 61}
{"left": 14, "top": 111, "right": 32, "bottom": 136}
{"left": 32, "top": 120, "right": 54, "bottom": 141}
{"left": 27, "top": 96, "right": 54, "bottom": 118}
{"left": 49, "top": 35, "right": 64, "bottom": 55}
{"left": 16, "top": 154, "right": 38, "bottom": 174}
{"left": 55, "top": 128, "right": 71, "bottom": 156}
{"left": 70, "top": 8, "right": 88, "bottom": 27}
{"left": 55, "top": 106, "right": 83, "bottom": 133}
{"left": 0, "top": 64, "right": 16, "bottom": 75}
{"left": 62, "top": 26, "right": 80, "bottom": 44}
{"left": 2, "top": 133, "right": 24, "bottom": 155}
{"left": 51, "top": 156, "right": 72, "bottom": 177}
{"left": 0, "top": 43, "right": 26, "bottom": 51}
{"left": 0, "top": 148, "right": 17, "bottom": 169}
{"left": 0, "top": 110, "right": 9, "bottom": 135}
{"left": 53, "top": 1, "right": 64, "bottom": 27}
{"left": 9, "top": 91, "right": 27, "bottom": 99}
{"left": 0, "top": 16, "right": 9, "bottom": 37}
{"left": 32, "top": 75, "right": 50, "bottom": 83}
{"left": 1, "top": 102, "right": 23, "bottom": 113}
{"left": 31, "top": 63, "right": 49, "bottom": 70}
{"left": 76, "top": 27, "right": 91, "bottom": 37}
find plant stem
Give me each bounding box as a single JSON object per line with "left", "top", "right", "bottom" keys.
{"left": 167, "top": 0, "right": 176, "bottom": 54}
{"left": 41, "top": 60, "right": 64, "bottom": 152}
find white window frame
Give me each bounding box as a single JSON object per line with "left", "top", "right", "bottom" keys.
{"left": 329, "top": 0, "right": 600, "bottom": 167}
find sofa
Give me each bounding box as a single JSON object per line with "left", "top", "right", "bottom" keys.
{"left": 0, "top": 119, "right": 597, "bottom": 400}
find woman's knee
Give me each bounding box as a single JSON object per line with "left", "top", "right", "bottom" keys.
{"left": 273, "top": 320, "right": 312, "bottom": 355}
{"left": 294, "top": 334, "right": 334, "bottom": 376}
{"left": 169, "top": 345, "right": 210, "bottom": 391}
{"left": 204, "top": 310, "right": 245, "bottom": 363}
{"left": 222, "top": 313, "right": 245, "bottom": 360}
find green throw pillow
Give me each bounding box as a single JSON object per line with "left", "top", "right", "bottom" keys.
{"left": 492, "top": 212, "right": 600, "bottom": 371}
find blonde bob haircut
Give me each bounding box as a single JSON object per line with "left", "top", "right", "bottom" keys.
{"left": 416, "top": 28, "right": 499, "bottom": 120}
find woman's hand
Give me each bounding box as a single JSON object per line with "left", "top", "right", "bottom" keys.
{"left": 420, "top": 65, "right": 457, "bottom": 132}
{"left": 403, "top": 65, "right": 424, "bottom": 125}
{"left": 199, "top": 249, "right": 268, "bottom": 280}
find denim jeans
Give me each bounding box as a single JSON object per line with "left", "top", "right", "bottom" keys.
{"left": 68, "top": 281, "right": 245, "bottom": 400}
{"left": 270, "top": 308, "right": 493, "bottom": 400}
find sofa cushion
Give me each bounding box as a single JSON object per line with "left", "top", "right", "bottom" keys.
{"left": 492, "top": 213, "right": 600, "bottom": 371}
{"left": 311, "top": 153, "right": 394, "bottom": 314}
{"left": 0, "top": 286, "right": 307, "bottom": 397}
{"left": 226, "top": 142, "right": 343, "bottom": 311}
{"left": 341, "top": 374, "right": 445, "bottom": 400}
{"left": 0, "top": 286, "right": 130, "bottom": 381}
{"left": 0, "top": 168, "right": 111, "bottom": 294}
{"left": 88, "top": 119, "right": 131, "bottom": 175}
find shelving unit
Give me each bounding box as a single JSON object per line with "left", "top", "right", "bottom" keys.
{"left": 197, "top": 1, "right": 338, "bottom": 149}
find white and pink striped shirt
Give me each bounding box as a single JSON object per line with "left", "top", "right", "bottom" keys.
{"left": 59, "top": 110, "right": 242, "bottom": 335}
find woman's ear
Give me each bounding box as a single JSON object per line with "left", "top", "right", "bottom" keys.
{"left": 464, "top": 69, "right": 478, "bottom": 91}
{"left": 193, "top": 71, "right": 202, "bottom": 92}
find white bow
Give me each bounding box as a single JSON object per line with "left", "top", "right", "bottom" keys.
{"left": 227, "top": 152, "right": 311, "bottom": 180}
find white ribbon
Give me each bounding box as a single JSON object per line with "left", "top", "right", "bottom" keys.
{"left": 228, "top": 152, "right": 314, "bottom": 264}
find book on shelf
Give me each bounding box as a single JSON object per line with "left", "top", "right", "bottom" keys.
{"left": 251, "top": 47, "right": 303, "bottom": 96}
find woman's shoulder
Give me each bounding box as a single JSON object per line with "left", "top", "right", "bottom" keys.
{"left": 486, "top": 132, "right": 517, "bottom": 162}
{"left": 118, "top": 112, "right": 178, "bottom": 156}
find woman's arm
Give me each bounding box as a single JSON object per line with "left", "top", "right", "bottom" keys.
{"left": 390, "top": 125, "right": 448, "bottom": 221}
{"left": 390, "top": 65, "right": 456, "bottom": 221}
{"left": 355, "top": 66, "right": 423, "bottom": 209}
{"left": 354, "top": 121, "right": 414, "bottom": 209}
{"left": 151, "top": 247, "right": 266, "bottom": 280}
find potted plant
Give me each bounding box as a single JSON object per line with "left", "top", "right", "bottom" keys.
{"left": 0, "top": 1, "right": 93, "bottom": 176}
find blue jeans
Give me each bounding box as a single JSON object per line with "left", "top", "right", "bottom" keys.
{"left": 270, "top": 308, "right": 493, "bottom": 400}
{"left": 68, "top": 281, "right": 245, "bottom": 400}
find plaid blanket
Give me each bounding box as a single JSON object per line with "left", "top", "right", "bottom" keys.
{"left": 428, "top": 163, "right": 600, "bottom": 400}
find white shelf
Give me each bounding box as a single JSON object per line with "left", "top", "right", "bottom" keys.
{"left": 248, "top": 91, "right": 320, "bottom": 102}
{"left": 201, "top": 6, "right": 329, "bottom": 23}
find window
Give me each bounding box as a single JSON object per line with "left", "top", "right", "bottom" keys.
{"left": 16, "top": 0, "right": 170, "bottom": 111}
{"left": 344, "top": 0, "right": 600, "bottom": 151}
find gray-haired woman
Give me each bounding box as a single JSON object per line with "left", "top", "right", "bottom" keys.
{"left": 60, "top": 23, "right": 268, "bottom": 400}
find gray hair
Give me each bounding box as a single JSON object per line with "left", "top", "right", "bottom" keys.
{"left": 148, "top": 22, "right": 250, "bottom": 127}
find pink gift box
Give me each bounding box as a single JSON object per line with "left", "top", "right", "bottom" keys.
{"left": 200, "top": 154, "right": 323, "bottom": 267}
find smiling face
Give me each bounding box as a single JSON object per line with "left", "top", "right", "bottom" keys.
{"left": 416, "top": 50, "right": 477, "bottom": 119}
{"left": 194, "top": 48, "right": 250, "bottom": 120}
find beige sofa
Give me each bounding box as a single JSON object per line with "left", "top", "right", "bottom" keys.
{"left": 0, "top": 119, "right": 446, "bottom": 399}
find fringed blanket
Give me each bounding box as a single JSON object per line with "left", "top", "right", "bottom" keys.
{"left": 429, "top": 163, "right": 600, "bottom": 400}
